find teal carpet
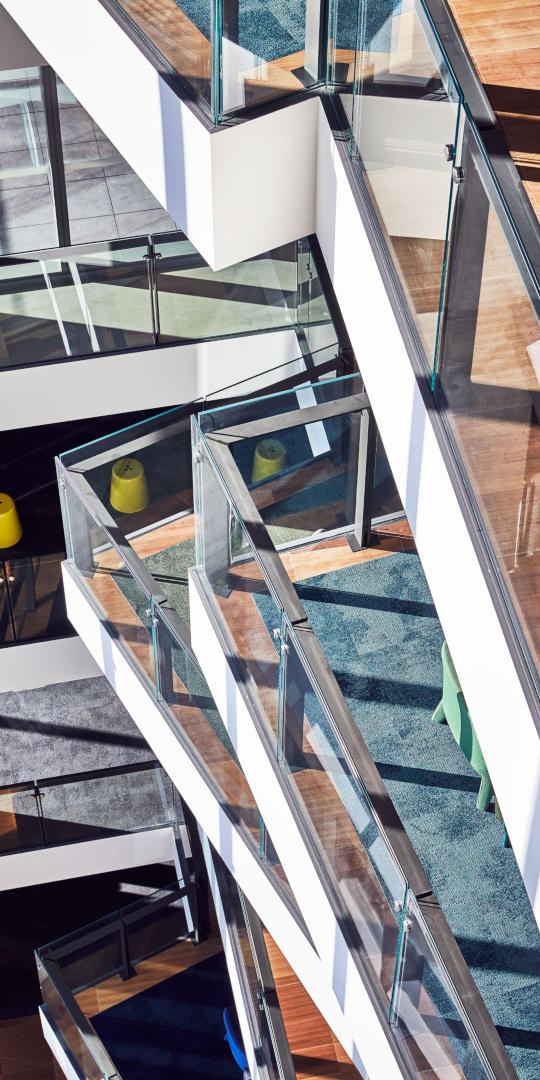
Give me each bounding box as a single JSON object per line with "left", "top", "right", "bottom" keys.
{"left": 255, "top": 552, "right": 540, "bottom": 1078}
{"left": 175, "top": 0, "right": 402, "bottom": 59}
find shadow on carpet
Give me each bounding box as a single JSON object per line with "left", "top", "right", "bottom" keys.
{"left": 255, "top": 551, "right": 540, "bottom": 1079}
{"left": 91, "top": 951, "right": 242, "bottom": 1079}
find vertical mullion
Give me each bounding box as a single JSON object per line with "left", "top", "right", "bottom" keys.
{"left": 40, "top": 66, "right": 70, "bottom": 248}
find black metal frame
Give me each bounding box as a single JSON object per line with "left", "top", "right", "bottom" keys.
{"left": 39, "top": 66, "right": 71, "bottom": 248}
{"left": 196, "top": 390, "right": 519, "bottom": 1080}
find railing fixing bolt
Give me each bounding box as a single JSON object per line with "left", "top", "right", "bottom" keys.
{"left": 444, "top": 143, "right": 454, "bottom": 162}
{"left": 403, "top": 917, "right": 413, "bottom": 933}
{"left": 394, "top": 899, "right": 402, "bottom": 913}
{"left": 193, "top": 450, "right": 202, "bottom": 465}
{"left": 452, "top": 165, "right": 464, "bottom": 184}
{"left": 145, "top": 608, "right": 152, "bottom": 617}
{"left": 272, "top": 627, "right": 281, "bottom": 640}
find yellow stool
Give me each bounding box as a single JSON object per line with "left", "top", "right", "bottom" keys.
{"left": 0, "top": 493, "right": 22, "bottom": 548}
{"left": 251, "top": 439, "right": 287, "bottom": 483}
{"left": 110, "top": 458, "right": 149, "bottom": 514}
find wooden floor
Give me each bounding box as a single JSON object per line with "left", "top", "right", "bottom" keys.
{"left": 448, "top": 0, "right": 540, "bottom": 222}
{"left": 0, "top": 1016, "right": 63, "bottom": 1080}
{"left": 264, "top": 930, "right": 361, "bottom": 1079}
{"left": 76, "top": 932, "right": 223, "bottom": 1018}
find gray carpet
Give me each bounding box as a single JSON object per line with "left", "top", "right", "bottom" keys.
{"left": 0, "top": 676, "right": 178, "bottom": 849}
{"left": 0, "top": 675, "right": 150, "bottom": 786}
{"left": 255, "top": 552, "right": 540, "bottom": 1078}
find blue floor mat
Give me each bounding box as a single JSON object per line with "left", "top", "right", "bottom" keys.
{"left": 255, "top": 551, "right": 540, "bottom": 1078}
{"left": 91, "top": 951, "right": 242, "bottom": 1079}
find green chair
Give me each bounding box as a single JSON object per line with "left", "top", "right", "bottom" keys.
{"left": 433, "top": 641, "right": 494, "bottom": 811}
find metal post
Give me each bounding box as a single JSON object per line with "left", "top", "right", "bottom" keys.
{"left": 180, "top": 797, "right": 211, "bottom": 941}
{"left": 346, "top": 407, "right": 376, "bottom": 549}
{"left": 118, "top": 919, "right": 135, "bottom": 980}
{"left": 436, "top": 123, "right": 490, "bottom": 394}
{"left": 279, "top": 636, "right": 306, "bottom": 771}
{"left": 40, "top": 66, "right": 71, "bottom": 248}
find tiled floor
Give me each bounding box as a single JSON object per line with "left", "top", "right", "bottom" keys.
{"left": 0, "top": 68, "right": 177, "bottom": 254}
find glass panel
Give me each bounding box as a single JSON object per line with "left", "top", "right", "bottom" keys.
{"left": 7, "top": 553, "right": 71, "bottom": 641}
{"left": 199, "top": 371, "right": 364, "bottom": 434}
{"left": 437, "top": 115, "right": 540, "bottom": 685}
{"left": 155, "top": 235, "right": 298, "bottom": 342}
{"left": 56, "top": 926, "right": 124, "bottom": 994}
{"left": 0, "top": 569, "right": 14, "bottom": 643}
{"left": 350, "top": 0, "right": 462, "bottom": 365}
{"left": 220, "top": 0, "right": 321, "bottom": 116}
{"left": 61, "top": 471, "right": 156, "bottom": 688}
{"left": 393, "top": 895, "right": 492, "bottom": 1080}
{"left": 82, "top": 413, "right": 193, "bottom": 544}
{"left": 296, "top": 238, "right": 334, "bottom": 346}
{"left": 327, "top": 0, "right": 360, "bottom": 89}
{"left": 60, "top": 242, "right": 155, "bottom": 353}
{"left": 114, "top": 0, "right": 213, "bottom": 109}
{"left": 152, "top": 598, "right": 261, "bottom": 849}
{"left": 0, "top": 258, "right": 70, "bottom": 368}
{"left": 280, "top": 618, "right": 406, "bottom": 997}
{"left": 0, "top": 67, "right": 57, "bottom": 254}
{"left": 125, "top": 888, "right": 189, "bottom": 964}
{"left": 39, "top": 764, "right": 175, "bottom": 845}
{"left": 0, "top": 241, "right": 154, "bottom": 368}
{"left": 229, "top": 400, "right": 369, "bottom": 549}
{"left": 0, "top": 785, "right": 43, "bottom": 853}
{"left": 37, "top": 955, "right": 114, "bottom": 1080}
{"left": 194, "top": 426, "right": 284, "bottom": 741}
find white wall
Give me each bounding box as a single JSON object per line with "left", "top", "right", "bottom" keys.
{"left": 315, "top": 99, "right": 540, "bottom": 926}
{"left": 0, "top": 329, "right": 301, "bottom": 429}
{"left": 0, "top": 635, "right": 100, "bottom": 690}
{"left": 1, "top": 0, "right": 318, "bottom": 270}
{"left": 0, "top": 825, "right": 176, "bottom": 891}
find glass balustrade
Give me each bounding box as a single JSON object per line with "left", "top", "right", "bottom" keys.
{"left": 433, "top": 110, "right": 540, "bottom": 688}
{"left": 0, "top": 761, "right": 177, "bottom": 855}
{"left": 0, "top": 237, "right": 155, "bottom": 368}
{"left": 114, "top": 0, "right": 214, "bottom": 110}
{"left": 0, "top": 552, "right": 71, "bottom": 643}
{"left": 0, "top": 67, "right": 57, "bottom": 253}
{"left": 57, "top": 453, "right": 307, "bottom": 930}
{"left": 0, "top": 233, "right": 336, "bottom": 370}
{"left": 193, "top": 377, "right": 506, "bottom": 1080}
{"left": 348, "top": 0, "right": 462, "bottom": 367}
{"left": 36, "top": 882, "right": 197, "bottom": 1080}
